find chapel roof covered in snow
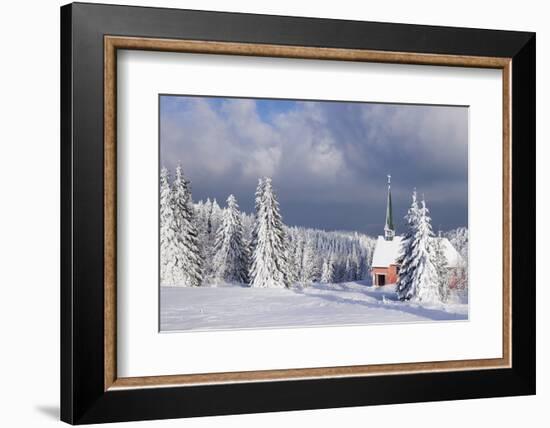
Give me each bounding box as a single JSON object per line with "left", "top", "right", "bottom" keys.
{"left": 437, "top": 238, "right": 463, "bottom": 268}
{"left": 371, "top": 236, "right": 403, "bottom": 268}
{"left": 371, "top": 235, "right": 463, "bottom": 268}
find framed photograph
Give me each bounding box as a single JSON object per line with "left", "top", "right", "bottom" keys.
{"left": 60, "top": 2, "right": 535, "bottom": 424}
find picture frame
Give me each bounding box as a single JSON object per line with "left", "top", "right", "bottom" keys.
{"left": 60, "top": 2, "right": 535, "bottom": 424}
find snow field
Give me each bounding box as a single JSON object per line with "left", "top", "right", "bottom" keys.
{"left": 161, "top": 281, "right": 468, "bottom": 332}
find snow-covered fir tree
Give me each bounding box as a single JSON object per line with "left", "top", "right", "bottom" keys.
{"left": 321, "top": 255, "right": 335, "bottom": 283}
{"left": 194, "top": 197, "right": 225, "bottom": 279}
{"left": 191, "top": 200, "right": 376, "bottom": 287}
{"left": 162, "top": 166, "right": 376, "bottom": 287}
{"left": 240, "top": 210, "right": 255, "bottom": 244}
{"left": 249, "top": 177, "right": 290, "bottom": 288}
{"left": 159, "top": 167, "right": 178, "bottom": 286}
{"left": 349, "top": 247, "right": 360, "bottom": 281}
{"left": 433, "top": 236, "right": 450, "bottom": 301}
{"left": 286, "top": 233, "right": 302, "bottom": 284}
{"left": 171, "top": 165, "right": 204, "bottom": 287}
{"left": 396, "top": 190, "right": 421, "bottom": 300}
{"left": 344, "top": 259, "right": 354, "bottom": 281}
{"left": 300, "top": 238, "right": 319, "bottom": 285}
{"left": 249, "top": 178, "right": 266, "bottom": 256}
{"left": 210, "top": 199, "right": 223, "bottom": 235}
{"left": 410, "top": 199, "right": 439, "bottom": 302}
{"left": 194, "top": 200, "right": 210, "bottom": 264}
{"left": 212, "top": 195, "right": 249, "bottom": 283}
{"left": 287, "top": 226, "right": 374, "bottom": 286}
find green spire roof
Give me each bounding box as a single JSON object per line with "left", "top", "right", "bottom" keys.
{"left": 385, "top": 188, "right": 394, "bottom": 230}
{"left": 385, "top": 175, "right": 394, "bottom": 231}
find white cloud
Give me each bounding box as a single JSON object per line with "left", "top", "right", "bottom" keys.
{"left": 160, "top": 96, "right": 468, "bottom": 233}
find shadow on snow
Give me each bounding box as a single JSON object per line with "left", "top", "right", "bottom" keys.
{"left": 292, "top": 281, "right": 465, "bottom": 321}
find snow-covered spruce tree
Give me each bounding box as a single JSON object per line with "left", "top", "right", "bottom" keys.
{"left": 320, "top": 260, "right": 328, "bottom": 282}
{"left": 332, "top": 255, "right": 345, "bottom": 283}
{"left": 159, "top": 167, "right": 177, "bottom": 286}
{"left": 248, "top": 178, "right": 265, "bottom": 279}
{"left": 249, "top": 177, "right": 290, "bottom": 288}
{"left": 193, "top": 200, "right": 210, "bottom": 267}
{"left": 249, "top": 178, "right": 266, "bottom": 253}
{"left": 285, "top": 231, "right": 301, "bottom": 285}
{"left": 356, "top": 247, "right": 369, "bottom": 280}
{"left": 283, "top": 234, "right": 296, "bottom": 288}
{"left": 293, "top": 232, "right": 306, "bottom": 284}
{"left": 348, "top": 247, "right": 360, "bottom": 281}
{"left": 344, "top": 245, "right": 352, "bottom": 280}
{"left": 434, "top": 236, "right": 450, "bottom": 301}
{"left": 171, "top": 165, "right": 204, "bottom": 287}
{"left": 210, "top": 199, "right": 223, "bottom": 235}
{"left": 396, "top": 190, "right": 421, "bottom": 300}
{"left": 300, "top": 238, "right": 319, "bottom": 285}
{"left": 364, "top": 236, "right": 376, "bottom": 273}
{"left": 197, "top": 193, "right": 378, "bottom": 287}
{"left": 204, "top": 198, "right": 214, "bottom": 235}
{"left": 240, "top": 210, "right": 255, "bottom": 244}
{"left": 321, "top": 255, "right": 335, "bottom": 284}
{"left": 410, "top": 199, "right": 440, "bottom": 302}
{"left": 212, "top": 195, "right": 249, "bottom": 284}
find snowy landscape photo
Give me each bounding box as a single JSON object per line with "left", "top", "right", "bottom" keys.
{"left": 159, "top": 95, "right": 469, "bottom": 332}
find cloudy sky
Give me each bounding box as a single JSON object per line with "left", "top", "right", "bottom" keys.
{"left": 160, "top": 95, "right": 468, "bottom": 236}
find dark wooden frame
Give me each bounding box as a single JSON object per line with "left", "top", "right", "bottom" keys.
{"left": 61, "top": 2, "right": 536, "bottom": 424}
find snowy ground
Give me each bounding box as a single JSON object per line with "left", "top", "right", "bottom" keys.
{"left": 160, "top": 281, "right": 468, "bottom": 332}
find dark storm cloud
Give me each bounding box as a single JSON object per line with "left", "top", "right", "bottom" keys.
{"left": 160, "top": 96, "right": 468, "bottom": 236}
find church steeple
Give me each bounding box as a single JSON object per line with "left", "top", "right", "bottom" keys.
{"left": 384, "top": 174, "right": 395, "bottom": 241}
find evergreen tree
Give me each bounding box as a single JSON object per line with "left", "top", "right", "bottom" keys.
{"left": 212, "top": 195, "right": 249, "bottom": 283}
{"left": 356, "top": 247, "right": 369, "bottom": 280}
{"left": 159, "top": 167, "right": 177, "bottom": 286}
{"left": 410, "top": 199, "right": 439, "bottom": 302}
{"left": 434, "top": 236, "right": 450, "bottom": 301}
{"left": 249, "top": 177, "right": 290, "bottom": 288}
{"left": 342, "top": 258, "right": 351, "bottom": 281}
{"left": 321, "top": 255, "right": 335, "bottom": 283}
{"left": 188, "top": 188, "right": 377, "bottom": 287}
{"left": 240, "top": 210, "right": 255, "bottom": 244}
{"left": 293, "top": 232, "right": 306, "bottom": 285}
{"left": 205, "top": 198, "right": 214, "bottom": 235}
{"left": 396, "top": 190, "right": 421, "bottom": 299}
{"left": 333, "top": 255, "right": 345, "bottom": 283}
{"left": 249, "top": 178, "right": 266, "bottom": 255}
{"left": 300, "top": 238, "right": 318, "bottom": 285}
{"left": 286, "top": 231, "right": 301, "bottom": 285}
{"left": 194, "top": 200, "right": 210, "bottom": 264}
{"left": 210, "top": 199, "right": 223, "bottom": 235}
{"left": 172, "top": 165, "right": 204, "bottom": 287}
